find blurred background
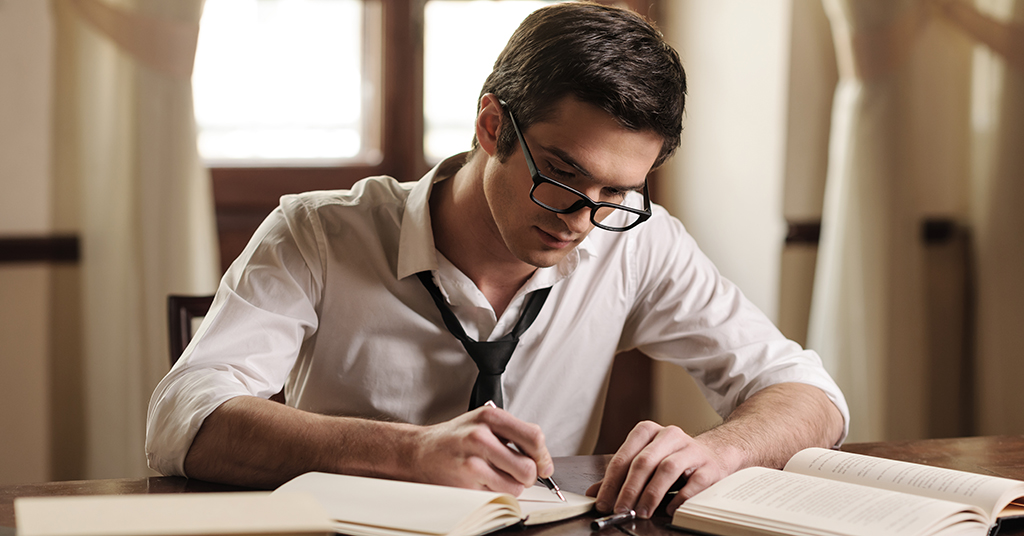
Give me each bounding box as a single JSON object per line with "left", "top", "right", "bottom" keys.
{"left": 1, "top": 0, "right": 1022, "bottom": 484}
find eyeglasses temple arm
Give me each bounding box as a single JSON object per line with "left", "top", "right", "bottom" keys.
{"left": 498, "top": 100, "right": 541, "bottom": 179}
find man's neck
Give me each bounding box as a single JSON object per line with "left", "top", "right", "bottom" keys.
{"left": 429, "top": 154, "right": 536, "bottom": 317}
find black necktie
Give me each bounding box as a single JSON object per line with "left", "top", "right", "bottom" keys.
{"left": 417, "top": 271, "right": 551, "bottom": 410}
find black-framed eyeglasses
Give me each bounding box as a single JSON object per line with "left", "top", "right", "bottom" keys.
{"left": 501, "top": 102, "right": 652, "bottom": 232}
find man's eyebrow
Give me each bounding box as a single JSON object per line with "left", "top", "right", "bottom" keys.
{"left": 543, "top": 145, "right": 647, "bottom": 192}
{"left": 543, "top": 145, "right": 593, "bottom": 178}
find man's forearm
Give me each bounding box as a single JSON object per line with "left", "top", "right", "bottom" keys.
{"left": 696, "top": 382, "right": 845, "bottom": 473}
{"left": 183, "top": 396, "right": 421, "bottom": 488}
{"left": 182, "top": 395, "right": 555, "bottom": 493}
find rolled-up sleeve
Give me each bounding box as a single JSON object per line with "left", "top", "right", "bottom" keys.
{"left": 622, "top": 210, "right": 850, "bottom": 444}
{"left": 146, "top": 196, "right": 325, "bottom": 476}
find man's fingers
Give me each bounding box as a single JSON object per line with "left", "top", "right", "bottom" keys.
{"left": 462, "top": 455, "right": 527, "bottom": 496}
{"left": 478, "top": 405, "right": 553, "bottom": 480}
{"left": 592, "top": 421, "right": 736, "bottom": 518}
{"left": 631, "top": 457, "right": 696, "bottom": 517}
{"left": 613, "top": 426, "right": 692, "bottom": 516}
{"left": 462, "top": 419, "right": 538, "bottom": 486}
{"left": 413, "top": 408, "right": 554, "bottom": 495}
{"left": 594, "top": 421, "right": 662, "bottom": 513}
{"left": 676, "top": 464, "right": 717, "bottom": 502}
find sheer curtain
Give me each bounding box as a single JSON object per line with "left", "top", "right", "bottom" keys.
{"left": 810, "top": 0, "right": 1024, "bottom": 441}
{"left": 966, "top": 0, "right": 1024, "bottom": 435}
{"left": 52, "top": 0, "right": 217, "bottom": 477}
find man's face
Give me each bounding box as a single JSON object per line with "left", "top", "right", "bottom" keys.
{"left": 482, "top": 97, "right": 663, "bottom": 268}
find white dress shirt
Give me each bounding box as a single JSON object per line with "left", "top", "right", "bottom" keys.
{"left": 146, "top": 155, "right": 850, "bottom": 477}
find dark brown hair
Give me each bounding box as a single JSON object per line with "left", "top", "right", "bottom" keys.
{"left": 472, "top": 1, "right": 686, "bottom": 169}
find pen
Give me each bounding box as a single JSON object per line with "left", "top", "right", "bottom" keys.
{"left": 590, "top": 510, "right": 636, "bottom": 530}
{"left": 483, "top": 400, "right": 566, "bottom": 502}
{"left": 537, "top": 473, "right": 567, "bottom": 502}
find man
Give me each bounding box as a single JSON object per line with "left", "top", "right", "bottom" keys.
{"left": 147, "top": 2, "right": 848, "bottom": 520}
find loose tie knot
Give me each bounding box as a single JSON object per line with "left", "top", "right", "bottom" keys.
{"left": 417, "top": 271, "right": 551, "bottom": 410}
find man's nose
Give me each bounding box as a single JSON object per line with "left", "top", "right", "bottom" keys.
{"left": 557, "top": 206, "right": 592, "bottom": 234}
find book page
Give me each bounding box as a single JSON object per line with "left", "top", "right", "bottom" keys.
{"left": 516, "top": 485, "right": 595, "bottom": 525}
{"left": 675, "top": 467, "right": 989, "bottom": 536}
{"left": 274, "top": 472, "right": 521, "bottom": 536}
{"left": 785, "top": 448, "right": 1024, "bottom": 519}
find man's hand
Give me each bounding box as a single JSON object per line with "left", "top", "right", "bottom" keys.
{"left": 585, "top": 383, "right": 845, "bottom": 519}
{"left": 184, "top": 397, "right": 555, "bottom": 493}
{"left": 586, "top": 422, "right": 737, "bottom": 519}
{"left": 410, "top": 404, "right": 555, "bottom": 496}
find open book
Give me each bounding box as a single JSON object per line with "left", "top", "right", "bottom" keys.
{"left": 272, "top": 472, "right": 595, "bottom": 536}
{"left": 671, "top": 447, "right": 1024, "bottom": 536}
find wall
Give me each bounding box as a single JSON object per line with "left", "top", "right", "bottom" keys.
{"left": 777, "top": 0, "right": 836, "bottom": 347}
{"left": 0, "top": 0, "right": 839, "bottom": 481}
{"left": 654, "top": 0, "right": 795, "bottom": 432}
{"left": 0, "top": 0, "right": 55, "bottom": 485}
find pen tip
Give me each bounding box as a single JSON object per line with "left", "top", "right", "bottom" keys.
{"left": 556, "top": 489, "right": 566, "bottom": 502}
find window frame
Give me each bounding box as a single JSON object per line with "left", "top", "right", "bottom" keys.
{"left": 209, "top": 0, "right": 659, "bottom": 273}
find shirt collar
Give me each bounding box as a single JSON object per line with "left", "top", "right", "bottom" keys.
{"left": 396, "top": 154, "right": 462, "bottom": 280}
{"left": 395, "top": 153, "right": 597, "bottom": 284}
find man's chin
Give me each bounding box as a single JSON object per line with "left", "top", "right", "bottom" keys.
{"left": 516, "top": 246, "right": 575, "bottom": 269}
{"left": 503, "top": 228, "right": 580, "bottom": 268}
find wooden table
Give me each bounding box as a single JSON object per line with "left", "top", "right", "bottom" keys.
{"left": 4, "top": 436, "right": 1024, "bottom": 535}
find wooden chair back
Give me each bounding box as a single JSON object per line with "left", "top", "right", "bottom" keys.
{"left": 167, "top": 294, "right": 215, "bottom": 366}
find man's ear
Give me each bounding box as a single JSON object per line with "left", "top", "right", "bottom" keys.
{"left": 475, "top": 94, "right": 503, "bottom": 157}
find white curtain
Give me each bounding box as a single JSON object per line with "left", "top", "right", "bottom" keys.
{"left": 52, "top": 0, "right": 218, "bottom": 478}
{"left": 810, "top": 0, "right": 1024, "bottom": 441}
{"left": 967, "top": 0, "right": 1024, "bottom": 435}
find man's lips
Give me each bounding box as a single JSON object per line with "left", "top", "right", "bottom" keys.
{"left": 535, "top": 227, "right": 575, "bottom": 248}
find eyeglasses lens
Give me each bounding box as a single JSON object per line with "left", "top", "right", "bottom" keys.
{"left": 532, "top": 181, "right": 645, "bottom": 229}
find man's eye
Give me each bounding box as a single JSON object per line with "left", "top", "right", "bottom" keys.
{"left": 603, "top": 188, "right": 628, "bottom": 200}
{"left": 547, "top": 164, "right": 574, "bottom": 179}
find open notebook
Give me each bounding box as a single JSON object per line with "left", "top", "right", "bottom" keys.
{"left": 273, "top": 471, "right": 596, "bottom": 536}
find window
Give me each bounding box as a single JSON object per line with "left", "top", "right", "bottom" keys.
{"left": 423, "top": 1, "right": 557, "bottom": 161}
{"left": 194, "top": 0, "right": 379, "bottom": 165}
{"left": 194, "top": 0, "right": 655, "bottom": 272}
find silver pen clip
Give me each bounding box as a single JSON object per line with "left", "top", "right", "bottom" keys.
{"left": 591, "top": 510, "right": 636, "bottom": 530}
